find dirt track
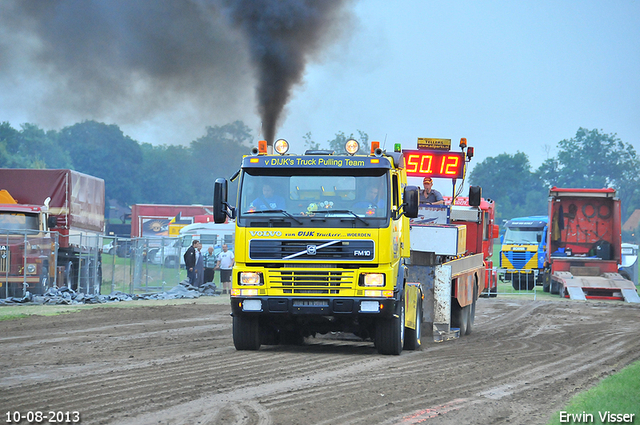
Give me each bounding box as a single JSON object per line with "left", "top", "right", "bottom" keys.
{"left": 1, "top": 297, "right": 639, "bottom": 425}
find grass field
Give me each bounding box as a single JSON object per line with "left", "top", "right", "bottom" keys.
{"left": 490, "top": 243, "right": 640, "bottom": 423}
{"left": 547, "top": 360, "right": 640, "bottom": 424}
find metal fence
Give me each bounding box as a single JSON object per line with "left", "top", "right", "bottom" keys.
{"left": 0, "top": 230, "right": 104, "bottom": 298}
{"left": 0, "top": 231, "right": 194, "bottom": 298}
{"left": 101, "top": 236, "right": 187, "bottom": 295}
{"left": 493, "top": 267, "right": 547, "bottom": 299}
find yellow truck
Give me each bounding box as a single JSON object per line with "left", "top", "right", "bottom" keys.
{"left": 213, "top": 138, "right": 488, "bottom": 354}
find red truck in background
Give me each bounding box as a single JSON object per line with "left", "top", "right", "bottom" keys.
{"left": 444, "top": 196, "right": 500, "bottom": 297}
{"left": 0, "top": 169, "right": 105, "bottom": 297}
{"left": 130, "top": 204, "right": 212, "bottom": 238}
{"left": 545, "top": 187, "right": 640, "bottom": 303}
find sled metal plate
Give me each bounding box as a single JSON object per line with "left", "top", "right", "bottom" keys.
{"left": 433, "top": 265, "right": 452, "bottom": 342}
{"left": 433, "top": 326, "right": 460, "bottom": 342}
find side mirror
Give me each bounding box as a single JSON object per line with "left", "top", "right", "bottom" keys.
{"left": 403, "top": 186, "right": 419, "bottom": 218}
{"left": 493, "top": 224, "right": 500, "bottom": 239}
{"left": 213, "top": 178, "right": 229, "bottom": 224}
{"left": 469, "top": 186, "right": 482, "bottom": 207}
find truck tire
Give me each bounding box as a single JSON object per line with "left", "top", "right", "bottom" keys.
{"left": 490, "top": 284, "right": 498, "bottom": 298}
{"left": 511, "top": 274, "right": 535, "bottom": 291}
{"left": 451, "top": 299, "right": 469, "bottom": 336}
{"left": 404, "top": 298, "right": 422, "bottom": 351}
{"left": 542, "top": 270, "right": 551, "bottom": 292}
{"left": 619, "top": 270, "right": 632, "bottom": 281}
{"left": 233, "top": 315, "right": 261, "bottom": 350}
{"left": 376, "top": 299, "right": 405, "bottom": 355}
{"left": 550, "top": 278, "right": 561, "bottom": 295}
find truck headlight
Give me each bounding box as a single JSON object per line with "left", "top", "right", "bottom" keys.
{"left": 360, "top": 273, "right": 385, "bottom": 287}
{"left": 239, "top": 272, "right": 263, "bottom": 286}
{"left": 26, "top": 264, "right": 37, "bottom": 274}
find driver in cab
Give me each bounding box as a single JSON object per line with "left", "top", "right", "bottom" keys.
{"left": 251, "top": 182, "right": 286, "bottom": 210}
{"left": 352, "top": 185, "right": 385, "bottom": 214}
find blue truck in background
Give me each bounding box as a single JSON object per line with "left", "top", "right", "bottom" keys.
{"left": 499, "top": 216, "right": 549, "bottom": 290}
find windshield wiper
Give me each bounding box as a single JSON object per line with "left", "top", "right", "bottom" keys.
{"left": 244, "top": 209, "right": 302, "bottom": 225}
{"left": 312, "top": 209, "right": 369, "bottom": 226}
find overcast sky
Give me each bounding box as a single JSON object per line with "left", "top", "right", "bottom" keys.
{"left": 1, "top": 1, "right": 638, "bottom": 173}
{"left": 277, "top": 0, "right": 640, "bottom": 169}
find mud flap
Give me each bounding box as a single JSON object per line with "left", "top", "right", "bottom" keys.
{"left": 433, "top": 264, "right": 459, "bottom": 342}
{"left": 404, "top": 282, "right": 421, "bottom": 330}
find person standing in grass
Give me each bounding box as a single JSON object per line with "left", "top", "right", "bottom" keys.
{"left": 203, "top": 246, "right": 217, "bottom": 284}
{"left": 216, "top": 244, "right": 235, "bottom": 294}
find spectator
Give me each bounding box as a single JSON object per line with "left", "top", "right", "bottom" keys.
{"left": 194, "top": 241, "right": 204, "bottom": 287}
{"left": 216, "top": 244, "right": 235, "bottom": 294}
{"left": 203, "top": 246, "right": 217, "bottom": 284}
{"left": 183, "top": 240, "right": 198, "bottom": 286}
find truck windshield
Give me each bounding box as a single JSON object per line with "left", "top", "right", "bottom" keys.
{"left": 238, "top": 170, "right": 389, "bottom": 227}
{"left": 0, "top": 212, "right": 40, "bottom": 233}
{"left": 503, "top": 227, "right": 544, "bottom": 244}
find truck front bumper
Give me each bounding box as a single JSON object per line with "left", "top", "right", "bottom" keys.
{"left": 231, "top": 296, "right": 398, "bottom": 318}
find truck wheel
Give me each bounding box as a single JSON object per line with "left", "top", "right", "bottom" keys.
{"left": 376, "top": 299, "right": 405, "bottom": 355}
{"left": 511, "top": 276, "right": 522, "bottom": 291}
{"left": 233, "top": 315, "right": 261, "bottom": 350}
{"left": 549, "top": 279, "right": 560, "bottom": 295}
{"left": 451, "top": 299, "right": 469, "bottom": 336}
{"left": 404, "top": 298, "right": 422, "bottom": 351}
{"left": 164, "top": 257, "right": 177, "bottom": 268}
{"left": 542, "top": 270, "right": 551, "bottom": 292}
{"left": 490, "top": 284, "right": 498, "bottom": 298}
{"left": 619, "top": 270, "right": 632, "bottom": 281}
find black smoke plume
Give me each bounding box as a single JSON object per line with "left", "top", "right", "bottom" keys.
{"left": 219, "top": 0, "right": 353, "bottom": 145}
{"left": 0, "top": 0, "right": 354, "bottom": 145}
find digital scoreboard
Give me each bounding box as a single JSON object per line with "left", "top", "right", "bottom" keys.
{"left": 403, "top": 150, "right": 465, "bottom": 179}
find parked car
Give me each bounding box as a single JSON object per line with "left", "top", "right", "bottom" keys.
{"left": 102, "top": 240, "right": 115, "bottom": 255}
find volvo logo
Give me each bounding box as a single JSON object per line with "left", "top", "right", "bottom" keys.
{"left": 306, "top": 245, "right": 317, "bottom": 256}
{"left": 249, "top": 230, "right": 282, "bottom": 237}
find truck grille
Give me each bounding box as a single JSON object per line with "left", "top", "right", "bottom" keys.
{"left": 505, "top": 251, "right": 535, "bottom": 269}
{"left": 270, "top": 269, "right": 356, "bottom": 294}
{"left": 249, "top": 239, "right": 374, "bottom": 261}
{"left": 0, "top": 249, "right": 8, "bottom": 273}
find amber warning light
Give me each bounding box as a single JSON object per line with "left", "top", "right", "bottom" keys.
{"left": 403, "top": 150, "right": 465, "bottom": 179}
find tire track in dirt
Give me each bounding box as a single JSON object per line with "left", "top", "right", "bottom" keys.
{"left": 1, "top": 299, "right": 639, "bottom": 425}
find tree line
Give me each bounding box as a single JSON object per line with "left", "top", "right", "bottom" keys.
{"left": 0, "top": 120, "right": 368, "bottom": 211}
{"left": 2, "top": 121, "right": 640, "bottom": 235}
{"left": 468, "top": 128, "right": 640, "bottom": 229}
